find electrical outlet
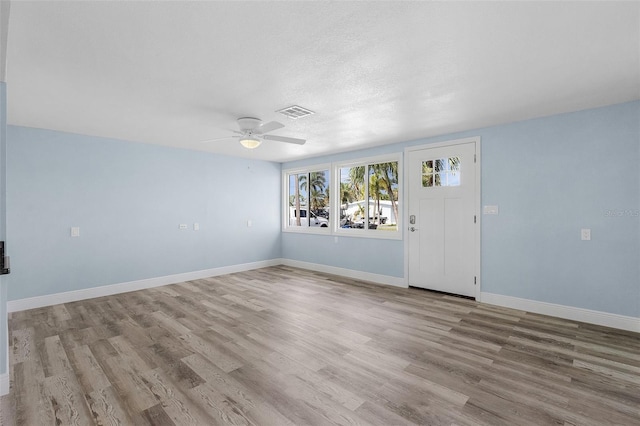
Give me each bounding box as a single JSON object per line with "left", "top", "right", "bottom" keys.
{"left": 581, "top": 228, "right": 591, "bottom": 241}
{"left": 194, "top": 223, "right": 200, "bottom": 231}
{"left": 179, "top": 224, "right": 188, "bottom": 230}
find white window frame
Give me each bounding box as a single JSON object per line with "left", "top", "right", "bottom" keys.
{"left": 333, "top": 153, "right": 402, "bottom": 240}
{"left": 282, "top": 163, "right": 332, "bottom": 235}
{"left": 282, "top": 154, "right": 402, "bottom": 239}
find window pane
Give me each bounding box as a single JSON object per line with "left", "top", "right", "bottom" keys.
{"left": 334, "top": 157, "right": 400, "bottom": 235}
{"left": 422, "top": 160, "right": 434, "bottom": 188}
{"left": 307, "top": 170, "right": 330, "bottom": 228}
{"left": 288, "top": 173, "right": 307, "bottom": 227}
{"left": 340, "top": 166, "right": 365, "bottom": 229}
{"left": 448, "top": 157, "right": 460, "bottom": 186}
{"left": 287, "top": 170, "right": 330, "bottom": 229}
{"left": 369, "top": 162, "right": 399, "bottom": 231}
{"left": 448, "top": 171, "right": 460, "bottom": 186}
{"left": 435, "top": 158, "right": 446, "bottom": 172}
{"left": 449, "top": 157, "right": 460, "bottom": 172}
{"left": 368, "top": 166, "right": 379, "bottom": 230}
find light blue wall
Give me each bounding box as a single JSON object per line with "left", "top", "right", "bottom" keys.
{"left": 283, "top": 101, "right": 640, "bottom": 318}
{"left": 5, "top": 102, "right": 639, "bottom": 320}
{"left": 480, "top": 103, "right": 639, "bottom": 317}
{"left": 283, "top": 233, "right": 404, "bottom": 278}
{"left": 6, "top": 126, "right": 282, "bottom": 301}
{"left": 0, "top": 82, "right": 7, "bottom": 376}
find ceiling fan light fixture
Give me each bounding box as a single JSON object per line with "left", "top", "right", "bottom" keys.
{"left": 239, "top": 137, "right": 262, "bottom": 149}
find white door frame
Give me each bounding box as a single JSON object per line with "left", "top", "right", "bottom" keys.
{"left": 403, "top": 136, "right": 482, "bottom": 300}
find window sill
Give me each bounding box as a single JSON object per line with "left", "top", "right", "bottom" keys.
{"left": 333, "top": 228, "right": 402, "bottom": 240}
{"left": 282, "top": 227, "right": 402, "bottom": 240}
{"left": 282, "top": 227, "right": 332, "bottom": 235}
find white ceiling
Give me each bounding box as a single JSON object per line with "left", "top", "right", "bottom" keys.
{"left": 5, "top": 1, "right": 640, "bottom": 162}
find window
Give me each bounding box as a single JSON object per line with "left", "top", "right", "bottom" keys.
{"left": 422, "top": 157, "right": 460, "bottom": 187}
{"left": 283, "top": 155, "right": 401, "bottom": 239}
{"left": 284, "top": 167, "right": 330, "bottom": 232}
{"left": 337, "top": 155, "right": 401, "bottom": 237}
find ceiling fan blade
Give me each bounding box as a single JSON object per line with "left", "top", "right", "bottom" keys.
{"left": 263, "top": 134, "right": 306, "bottom": 145}
{"left": 201, "top": 135, "right": 240, "bottom": 143}
{"left": 256, "top": 121, "right": 284, "bottom": 134}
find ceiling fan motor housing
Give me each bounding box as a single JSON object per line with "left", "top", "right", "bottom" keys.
{"left": 237, "top": 117, "right": 262, "bottom": 132}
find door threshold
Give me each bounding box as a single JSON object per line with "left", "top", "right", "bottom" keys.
{"left": 409, "top": 286, "right": 475, "bottom": 301}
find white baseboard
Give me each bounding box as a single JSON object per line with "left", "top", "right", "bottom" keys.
{"left": 481, "top": 292, "right": 640, "bottom": 333}
{"left": 1, "top": 316, "right": 6, "bottom": 395}
{"left": 6, "top": 260, "right": 637, "bottom": 334}
{"left": 3, "top": 312, "right": 7, "bottom": 395}
{"left": 281, "top": 259, "right": 407, "bottom": 288}
{"left": 7, "top": 259, "right": 284, "bottom": 313}
{"left": 0, "top": 372, "right": 8, "bottom": 396}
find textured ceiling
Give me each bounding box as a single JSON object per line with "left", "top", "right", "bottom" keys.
{"left": 5, "top": 1, "right": 640, "bottom": 162}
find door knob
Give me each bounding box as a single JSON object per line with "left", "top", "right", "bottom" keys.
{"left": 409, "top": 227, "right": 418, "bottom": 232}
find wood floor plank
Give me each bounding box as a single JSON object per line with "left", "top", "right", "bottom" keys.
{"left": 4, "top": 265, "right": 640, "bottom": 425}
{"left": 10, "top": 328, "right": 35, "bottom": 364}
{"left": 264, "top": 350, "right": 365, "bottom": 411}
{"left": 85, "top": 385, "right": 136, "bottom": 425}
{"left": 68, "top": 344, "right": 111, "bottom": 393}
{"left": 372, "top": 381, "right": 464, "bottom": 426}
{"left": 354, "top": 400, "right": 417, "bottom": 426}
{"left": 101, "top": 355, "right": 158, "bottom": 415}
{"left": 230, "top": 362, "right": 363, "bottom": 426}
{"left": 12, "top": 360, "right": 56, "bottom": 425}
{"left": 188, "top": 381, "right": 257, "bottom": 426}
{"left": 141, "top": 403, "right": 176, "bottom": 425}
{"left": 184, "top": 353, "right": 272, "bottom": 425}
{"left": 42, "top": 335, "right": 73, "bottom": 377}
{"left": 140, "top": 368, "right": 216, "bottom": 425}
{"left": 179, "top": 332, "right": 243, "bottom": 373}
{"left": 43, "top": 371, "right": 94, "bottom": 425}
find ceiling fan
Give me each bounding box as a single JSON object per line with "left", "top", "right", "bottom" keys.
{"left": 203, "top": 117, "right": 306, "bottom": 149}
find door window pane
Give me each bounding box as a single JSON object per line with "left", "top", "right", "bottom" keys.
{"left": 422, "top": 157, "right": 461, "bottom": 188}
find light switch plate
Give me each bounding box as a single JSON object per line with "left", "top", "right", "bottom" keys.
{"left": 483, "top": 205, "right": 499, "bottom": 215}
{"left": 71, "top": 227, "right": 80, "bottom": 237}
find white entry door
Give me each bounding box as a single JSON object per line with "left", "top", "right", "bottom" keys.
{"left": 407, "top": 140, "right": 478, "bottom": 297}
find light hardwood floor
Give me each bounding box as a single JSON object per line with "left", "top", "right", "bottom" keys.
{"left": 1, "top": 266, "right": 639, "bottom": 425}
